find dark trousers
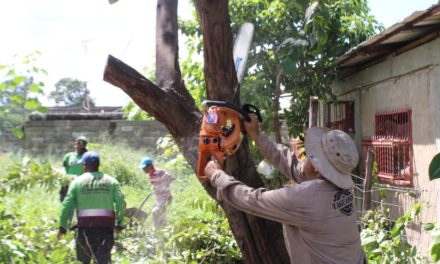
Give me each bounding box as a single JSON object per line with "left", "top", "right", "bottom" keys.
{"left": 59, "top": 185, "right": 69, "bottom": 202}
{"left": 76, "top": 228, "right": 114, "bottom": 264}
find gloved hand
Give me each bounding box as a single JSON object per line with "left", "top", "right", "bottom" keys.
{"left": 244, "top": 115, "right": 260, "bottom": 140}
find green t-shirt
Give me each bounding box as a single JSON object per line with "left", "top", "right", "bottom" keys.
{"left": 63, "top": 152, "right": 84, "bottom": 176}
{"left": 60, "top": 172, "right": 126, "bottom": 229}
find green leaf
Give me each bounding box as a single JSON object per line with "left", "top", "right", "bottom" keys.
{"left": 12, "top": 76, "right": 26, "bottom": 85}
{"left": 108, "top": 0, "right": 119, "bottom": 4}
{"left": 429, "top": 153, "right": 440, "bottom": 181}
{"left": 281, "top": 58, "right": 297, "bottom": 75}
{"left": 12, "top": 127, "right": 24, "bottom": 138}
{"left": 432, "top": 243, "right": 440, "bottom": 262}
{"left": 28, "top": 83, "right": 41, "bottom": 93}
{"left": 423, "top": 223, "right": 435, "bottom": 231}
{"left": 9, "top": 94, "right": 24, "bottom": 104}
{"left": 25, "top": 99, "right": 40, "bottom": 110}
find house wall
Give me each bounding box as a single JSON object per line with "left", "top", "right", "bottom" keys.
{"left": 333, "top": 37, "right": 440, "bottom": 250}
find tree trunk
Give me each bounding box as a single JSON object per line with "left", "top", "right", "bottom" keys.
{"left": 273, "top": 64, "right": 282, "bottom": 143}
{"left": 103, "top": 0, "right": 289, "bottom": 263}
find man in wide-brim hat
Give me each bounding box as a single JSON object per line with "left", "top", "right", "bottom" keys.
{"left": 204, "top": 115, "right": 366, "bottom": 264}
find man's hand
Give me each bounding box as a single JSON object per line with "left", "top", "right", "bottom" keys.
{"left": 244, "top": 115, "right": 260, "bottom": 140}
{"left": 57, "top": 227, "right": 66, "bottom": 240}
{"left": 204, "top": 160, "right": 222, "bottom": 180}
{"left": 115, "top": 225, "right": 124, "bottom": 235}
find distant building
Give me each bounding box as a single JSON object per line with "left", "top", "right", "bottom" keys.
{"left": 29, "top": 106, "right": 124, "bottom": 120}
{"left": 1, "top": 105, "right": 168, "bottom": 155}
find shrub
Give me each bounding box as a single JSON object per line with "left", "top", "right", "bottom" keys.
{"left": 360, "top": 203, "right": 428, "bottom": 263}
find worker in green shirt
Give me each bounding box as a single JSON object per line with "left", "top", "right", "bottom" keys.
{"left": 58, "top": 151, "right": 126, "bottom": 264}
{"left": 60, "top": 136, "right": 88, "bottom": 202}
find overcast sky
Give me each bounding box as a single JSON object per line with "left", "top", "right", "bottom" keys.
{"left": 0, "top": 0, "right": 438, "bottom": 106}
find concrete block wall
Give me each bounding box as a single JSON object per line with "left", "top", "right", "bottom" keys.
{"left": 22, "top": 120, "right": 169, "bottom": 155}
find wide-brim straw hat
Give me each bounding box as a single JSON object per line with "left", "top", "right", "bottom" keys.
{"left": 304, "top": 127, "right": 359, "bottom": 189}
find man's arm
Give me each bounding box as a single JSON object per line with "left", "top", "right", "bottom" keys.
{"left": 244, "top": 116, "right": 304, "bottom": 182}
{"left": 58, "top": 181, "right": 77, "bottom": 236}
{"left": 113, "top": 182, "right": 126, "bottom": 229}
{"left": 206, "top": 163, "right": 308, "bottom": 226}
{"left": 62, "top": 154, "right": 68, "bottom": 172}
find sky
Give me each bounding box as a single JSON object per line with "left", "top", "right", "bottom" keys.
{"left": 0, "top": 0, "right": 438, "bottom": 107}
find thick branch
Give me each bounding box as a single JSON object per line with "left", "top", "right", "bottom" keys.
{"left": 156, "top": 0, "right": 181, "bottom": 90}
{"left": 104, "top": 55, "right": 200, "bottom": 139}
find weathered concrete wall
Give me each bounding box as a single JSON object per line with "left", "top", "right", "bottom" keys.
{"left": 332, "top": 37, "right": 440, "bottom": 250}
{"left": 22, "top": 120, "right": 169, "bottom": 155}
{"left": 0, "top": 129, "right": 22, "bottom": 152}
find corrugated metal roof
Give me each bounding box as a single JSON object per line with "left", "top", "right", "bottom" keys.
{"left": 336, "top": 3, "right": 440, "bottom": 76}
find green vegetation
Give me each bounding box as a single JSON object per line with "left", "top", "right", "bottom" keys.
{"left": 0, "top": 138, "right": 240, "bottom": 263}
{"left": 0, "top": 52, "right": 47, "bottom": 138}
{"left": 360, "top": 203, "right": 429, "bottom": 263}
{"left": 49, "top": 78, "right": 95, "bottom": 107}
{"left": 180, "top": 0, "right": 383, "bottom": 137}
{"left": 1, "top": 138, "right": 437, "bottom": 263}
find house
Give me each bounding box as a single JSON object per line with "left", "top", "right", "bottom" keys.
{"left": 315, "top": 3, "right": 440, "bottom": 250}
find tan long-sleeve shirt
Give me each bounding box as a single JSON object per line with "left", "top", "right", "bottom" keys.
{"left": 209, "top": 135, "right": 366, "bottom": 264}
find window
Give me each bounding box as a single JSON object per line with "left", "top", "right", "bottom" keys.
{"left": 362, "top": 109, "right": 413, "bottom": 186}
{"left": 326, "top": 101, "right": 355, "bottom": 133}
{"left": 309, "top": 96, "right": 320, "bottom": 127}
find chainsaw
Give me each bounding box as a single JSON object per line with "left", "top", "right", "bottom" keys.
{"left": 197, "top": 100, "right": 262, "bottom": 180}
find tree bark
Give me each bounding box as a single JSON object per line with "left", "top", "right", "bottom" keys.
{"left": 103, "top": 0, "right": 289, "bottom": 263}
{"left": 156, "top": 0, "right": 181, "bottom": 90}
{"left": 273, "top": 64, "right": 282, "bottom": 143}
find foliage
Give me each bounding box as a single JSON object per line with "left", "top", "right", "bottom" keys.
{"left": 0, "top": 52, "right": 47, "bottom": 138}
{"left": 167, "top": 216, "right": 241, "bottom": 263}
{"left": 360, "top": 203, "right": 428, "bottom": 263}
{"left": 0, "top": 154, "right": 67, "bottom": 193}
{"left": 248, "top": 140, "right": 289, "bottom": 190}
{"left": 0, "top": 140, "right": 240, "bottom": 263}
{"left": 0, "top": 154, "right": 75, "bottom": 263}
{"left": 49, "top": 77, "right": 95, "bottom": 107}
{"left": 87, "top": 140, "right": 148, "bottom": 186}
{"left": 180, "top": 0, "right": 382, "bottom": 137}
{"left": 279, "top": 0, "right": 383, "bottom": 136}
{"left": 179, "top": 13, "right": 205, "bottom": 108}
{"left": 0, "top": 194, "right": 75, "bottom": 263}
{"left": 155, "top": 135, "right": 195, "bottom": 179}
{"left": 423, "top": 222, "right": 440, "bottom": 262}
{"left": 122, "top": 101, "right": 154, "bottom": 121}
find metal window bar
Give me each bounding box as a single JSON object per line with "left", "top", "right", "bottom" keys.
{"left": 362, "top": 109, "right": 413, "bottom": 186}
{"left": 326, "top": 101, "right": 355, "bottom": 133}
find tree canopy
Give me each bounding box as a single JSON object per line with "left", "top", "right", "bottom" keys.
{"left": 49, "top": 77, "right": 95, "bottom": 107}
{"left": 0, "top": 52, "right": 47, "bottom": 137}
{"left": 181, "top": 0, "right": 383, "bottom": 138}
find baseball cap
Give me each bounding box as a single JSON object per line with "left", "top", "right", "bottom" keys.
{"left": 304, "top": 128, "right": 359, "bottom": 189}
{"left": 79, "top": 151, "right": 100, "bottom": 165}
{"left": 75, "top": 136, "right": 88, "bottom": 144}
{"left": 139, "top": 157, "right": 153, "bottom": 169}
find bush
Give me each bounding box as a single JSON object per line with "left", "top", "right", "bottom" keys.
{"left": 360, "top": 203, "right": 428, "bottom": 263}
